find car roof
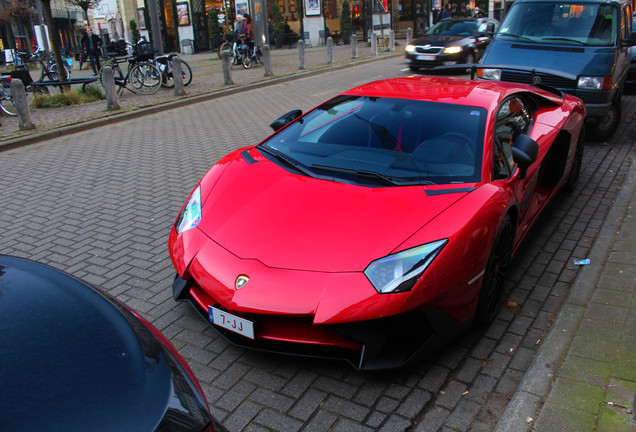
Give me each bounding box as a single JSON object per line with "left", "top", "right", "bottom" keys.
{"left": 342, "top": 76, "right": 561, "bottom": 110}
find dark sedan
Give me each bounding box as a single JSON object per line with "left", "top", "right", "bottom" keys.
{"left": 405, "top": 18, "right": 498, "bottom": 72}
{"left": 0, "top": 255, "right": 226, "bottom": 432}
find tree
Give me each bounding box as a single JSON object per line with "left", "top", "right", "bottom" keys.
{"left": 340, "top": 0, "right": 352, "bottom": 43}
{"left": 130, "top": 19, "right": 140, "bottom": 43}
{"left": 67, "top": 0, "right": 101, "bottom": 27}
{"left": 39, "top": 0, "right": 68, "bottom": 83}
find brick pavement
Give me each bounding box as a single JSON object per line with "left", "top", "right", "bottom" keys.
{"left": 0, "top": 54, "right": 635, "bottom": 431}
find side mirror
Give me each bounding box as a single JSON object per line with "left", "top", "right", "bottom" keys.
{"left": 269, "top": 109, "right": 302, "bottom": 131}
{"left": 485, "top": 22, "right": 496, "bottom": 38}
{"left": 512, "top": 134, "right": 538, "bottom": 179}
{"left": 621, "top": 31, "right": 636, "bottom": 47}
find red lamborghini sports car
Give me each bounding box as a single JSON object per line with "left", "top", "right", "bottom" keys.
{"left": 169, "top": 75, "right": 585, "bottom": 370}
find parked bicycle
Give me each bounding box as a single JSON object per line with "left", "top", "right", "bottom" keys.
{"left": 217, "top": 31, "right": 254, "bottom": 69}
{"left": 98, "top": 40, "right": 162, "bottom": 95}
{"left": 153, "top": 53, "right": 193, "bottom": 88}
{"left": 0, "top": 47, "right": 70, "bottom": 116}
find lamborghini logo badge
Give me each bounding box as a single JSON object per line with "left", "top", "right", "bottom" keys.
{"left": 236, "top": 275, "right": 249, "bottom": 290}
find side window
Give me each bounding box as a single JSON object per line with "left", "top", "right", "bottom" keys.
{"left": 493, "top": 96, "right": 532, "bottom": 179}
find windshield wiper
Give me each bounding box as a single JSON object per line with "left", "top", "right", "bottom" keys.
{"left": 311, "top": 164, "right": 434, "bottom": 186}
{"left": 540, "top": 37, "right": 585, "bottom": 45}
{"left": 497, "top": 33, "right": 535, "bottom": 43}
{"left": 258, "top": 146, "right": 316, "bottom": 178}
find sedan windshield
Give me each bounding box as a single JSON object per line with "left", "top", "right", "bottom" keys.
{"left": 427, "top": 20, "right": 478, "bottom": 36}
{"left": 260, "top": 96, "right": 486, "bottom": 186}
{"left": 498, "top": 2, "right": 617, "bottom": 46}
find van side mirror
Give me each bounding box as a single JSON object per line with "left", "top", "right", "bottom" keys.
{"left": 486, "top": 22, "right": 496, "bottom": 38}
{"left": 270, "top": 109, "right": 302, "bottom": 131}
{"left": 622, "top": 31, "right": 636, "bottom": 47}
{"left": 512, "top": 134, "right": 538, "bottom": 179}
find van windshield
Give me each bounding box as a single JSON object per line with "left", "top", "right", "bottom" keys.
{"left": 497, "top": 2, "right": 618, "bottom": 46}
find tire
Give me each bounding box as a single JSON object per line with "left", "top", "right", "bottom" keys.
{"left": 564, "top": 128, "right": 585, "bottom": 193}
{"left": 409, "top": 66, "right": 420, "bottom": 72}
{"left": 255, "top": 49, "right": 263, "bottom": 65}
{"left": 160, "top": 60, "right": 192, "bottom": 88}
{"left": 242, "top": 54, "right": 252, "bottom": 69}
{"left": 588, "top": 98, "right": 621, "bottom": 141}
{"left": 475, "top": 214, "right": 513, "bottom": 326}
{"left": 49, "top": 63, "right": 71, "bottom": 81}
{"left": 129, "top": 62, "right": 161, "bottom": 95}
{"left": 0, "top": 83, "right": 34, "bottom": 116}
{"left": 218, "top": 42, "right": 232, "bottom": 59}
{"left": 99, "top": 64, "right": 125, "bottom": 93}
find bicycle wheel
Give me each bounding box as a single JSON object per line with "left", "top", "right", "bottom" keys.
{"left": 161, "top": 60, "right": 192, "bottom": 88}
{"left": 129, "top": 62, "right": 161, "bottom": 94}
{"left": 99, "top": 63, "right": 125, "bottom": 93}
{"left": 242, "top": 54, "right": 252, "bottom": 69}
{"left": 0, "top": 82, "right": 34, "bottom": 116}
{"left": 256, "top": 48, "right": 263, "bottom": 65}
{"left": 48, "top": 63, "right": 71, "bottom": 81}
{"left": 217, "top": 42, "right": 232, "bottom": 59}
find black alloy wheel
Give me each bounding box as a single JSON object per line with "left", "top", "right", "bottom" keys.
{"left": 475, "top": 214, "right": 513, "bottom": 326}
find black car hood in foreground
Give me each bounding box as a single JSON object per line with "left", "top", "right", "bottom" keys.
{"left": 0, "top": 256, "right": 216, "bottom": 432}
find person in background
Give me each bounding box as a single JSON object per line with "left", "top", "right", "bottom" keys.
{"left": 81, "top": 27, "right": 102, "bottom": 76}
{"left": 441, "top": 3, "right": 452, "bottom": 19}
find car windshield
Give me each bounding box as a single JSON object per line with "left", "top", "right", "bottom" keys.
{"left": 498, "top": 2, "right": 618, "bottom": 46}
{"left": 427, "top": 20, "right": 478, "bottom": 36}
{"left": 259, "top": 96, "right": 486, "bottom": 186}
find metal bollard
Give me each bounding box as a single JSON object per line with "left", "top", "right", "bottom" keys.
{"left": 221, "top": 50, "right": 234, "bottom": 85}
{"left": 407, "top": 28, "right": 413, "bottom": 46}
{"left": 10, "top": 78, "right": 35, "bottom": 130}
{"left": 351, "top": 34, "right": 358, "bottom": 59}
{"left": 371, "top": 33, "right": 377, "bottom": 56}
{"left": 327, "top": 37, "right": 334, "bottom": 64}
{"left": 389, "top": 30, "right": 395, "bottom": 52}
{"left": 298, "top": 39, "right": 306, "bottom": 70}
{"left": 101, "top": 66, "right": 121, "bottom": 110}
{"left": 173, "top": 57, "right": 186, "bottom": 96}
{"left": 263, "top": 44, "right": 273, "bottom": 77}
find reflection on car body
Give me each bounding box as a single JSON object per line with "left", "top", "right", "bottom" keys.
{"left": 168, "top": 76, "right": 586, "bottom": 370}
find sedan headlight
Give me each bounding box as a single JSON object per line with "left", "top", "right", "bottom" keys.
{"left": 477, "top": 68, "right": 502, "bottom": 80}
{"left": 405, "top": 44, "right": 416, "bottom": 53}
{"left": 577, "top": 76, "right": 612, "bottom": 90}
{"left": 175, "top": 186, "right": 202, "bottom": 234}
{"left": 364, "top": 240, "right": 448, "bottom": 294}
{"left": 443, "top": 46, "right": 462, "bottom": 54}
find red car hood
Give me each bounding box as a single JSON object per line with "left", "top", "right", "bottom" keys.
{"left": 197, "top": 154, "right": 467, "bottom": 272}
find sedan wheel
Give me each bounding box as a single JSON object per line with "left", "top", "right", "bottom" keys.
{"left": 475, "top": 215, "right": 513, "bottom": 326}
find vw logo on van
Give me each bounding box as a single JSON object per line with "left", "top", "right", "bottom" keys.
{"left": 532, "top": 76, "right": 542, "bottom": 85}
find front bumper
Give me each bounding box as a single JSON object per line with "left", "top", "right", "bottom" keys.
{"left": 173, "top": 273, "right": 470, "bottom": 370}
{"left": 405, "top": 52, "right": 463, "bottom": 69}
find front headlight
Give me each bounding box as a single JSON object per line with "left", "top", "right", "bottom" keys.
{"left": 364, "top": 240, "right": 448, "bottom": 294}
{"left": 405, "top": 44, "right": 416, "bottom": 53}
{"left": 175, "top": 186, "right": 202, "bottom": 234}
{"left": 477, "top": 68, "right": 502, "bottom": 80}
{"left": 443, "top": 46, "right": 462, "bottom": 54}
{"left": 577, "top": 76, "right": 612, "bottom": 90}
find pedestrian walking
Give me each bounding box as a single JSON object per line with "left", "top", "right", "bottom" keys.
{"left": 81, "top": 27, "right": 103, "bottom": 76}
{"left": 441, "top": 3, "right": 452, "bottom": 19}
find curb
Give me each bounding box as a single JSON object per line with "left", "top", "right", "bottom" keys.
{"left": 493, "top": 156, "right": 636, "bottom": 431}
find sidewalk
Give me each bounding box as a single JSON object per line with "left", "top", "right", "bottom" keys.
{"left": 0, "top": 42, "right": 405, "bottom": 149}
{"left": 495, "top": 163, "right": 636, "bottom": 431}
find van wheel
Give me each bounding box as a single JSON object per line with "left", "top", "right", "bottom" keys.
{"left": 409, "top": 66, "right": 420, "bottom": 72}
{"left": 588, "top": 98, "right": 621, "bottom": 141}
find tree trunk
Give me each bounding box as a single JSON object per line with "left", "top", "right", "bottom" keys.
{"left": 39, "top": 0, "right": 69, "bottom": 83}
{"left": 83, "top": 7, "right": 91, "bottom": 28}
